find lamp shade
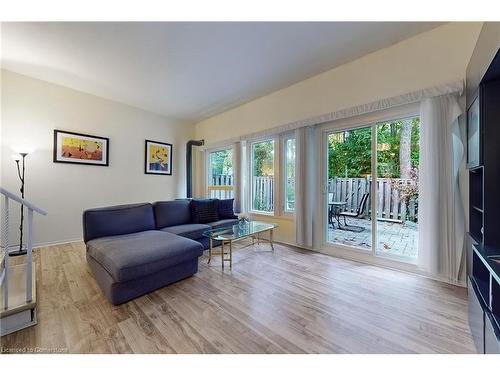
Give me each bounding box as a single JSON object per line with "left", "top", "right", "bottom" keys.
{"left": 12, "top": 145, "right": 34, "bottom": 155}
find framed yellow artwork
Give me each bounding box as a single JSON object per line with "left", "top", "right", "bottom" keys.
{"left": 145, "top": 139, "right": 172, "bottom": 175}
{"left": 53, "top": 129, "right": 109, "bottom": 166}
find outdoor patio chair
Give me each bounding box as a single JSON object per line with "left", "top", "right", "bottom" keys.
{"left": 328, "top": 187, "right": 362, "bottom": 228}
{"left": 339, "top": 192, "right": 370, "bottom": 228}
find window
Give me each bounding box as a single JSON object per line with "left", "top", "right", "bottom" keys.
{"left": 208, "top": 148, "right": 233, "bottom": 199}
{"left": 251, "top": 139, "right": 275, "bottom": 213}
{"left": 283, "top": 136, "right": 295, "bottom": 212}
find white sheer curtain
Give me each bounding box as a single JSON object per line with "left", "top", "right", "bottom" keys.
{"left": 233, "top": 141, "right": 243, "bottom": 213}
{"left": 418, "top": 93, "right": 466, "bottom": 283}
{"left": 295, "top": 126, "right": 319, "bottom": 248}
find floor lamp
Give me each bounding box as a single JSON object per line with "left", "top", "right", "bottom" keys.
{"left": 11, "top": 152, "right": 28, "bottom": 257}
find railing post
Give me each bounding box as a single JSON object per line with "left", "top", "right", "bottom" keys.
{"left": 26, "top": 208, "right": 33, "bottom": 302}
{"left": 2, "top": 196, "right": 9, "bottom": 309}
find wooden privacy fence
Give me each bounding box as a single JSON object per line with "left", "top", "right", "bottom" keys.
{"left": 208, "top": 175, "right": 417, "bottom": 222}
{"left": 253, "top": 176, "right": 274, "bottom": 212}
{"left": 328, "top": 177, "right": 417, "bottom": 222}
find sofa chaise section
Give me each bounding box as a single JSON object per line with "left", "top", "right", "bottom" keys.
{"left": 83, "top": 203, "right": 204, "bottom": 305}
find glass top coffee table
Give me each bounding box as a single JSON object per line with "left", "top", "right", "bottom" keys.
{"left": 203, "top": 220, "right": 277, "bottom": 269}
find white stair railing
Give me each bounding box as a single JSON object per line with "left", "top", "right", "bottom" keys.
{"left": 1, "top": 187, "right": 47, "bottom": 310}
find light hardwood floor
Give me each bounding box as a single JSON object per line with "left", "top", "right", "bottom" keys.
{"left": 0, "top": 241, "right": 475, "bottom": 354}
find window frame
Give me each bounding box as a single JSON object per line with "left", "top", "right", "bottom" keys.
{"left": 281, "top": 133, "right": 296, "bottom": 216}
{"left": 206, "top": 144, "right": 235, "bottom": 198}
{"left": 247, "top": 136, "right": 279, "bottom": 216}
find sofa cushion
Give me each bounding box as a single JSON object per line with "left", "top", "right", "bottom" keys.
{"left": 86, "top": 230, "right": 203, "bottom": 283}
{"left": 153, "top": 200, "right": 191, "bottom": 229}
{"left": 207, "top": 218, "right": 239, "bottom": 229}
{"left": 217, "top": 198, "right": 237, "bottom": 219}
{"left": 83, "top": 203, "right": 155, "bottom": 243}
{"left": 190, "top": 199, "right": 219, "bottom": 224}
{"left": 160, "top": 223, "right": 210, "bottom": 240}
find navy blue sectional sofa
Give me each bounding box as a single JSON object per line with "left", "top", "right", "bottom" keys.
{"left": 83, "top": 199, "right": 238, "bottom": 305}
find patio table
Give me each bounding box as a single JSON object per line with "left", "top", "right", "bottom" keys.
{"left": 329, "top": 201, "right": 347, "bottom": 228}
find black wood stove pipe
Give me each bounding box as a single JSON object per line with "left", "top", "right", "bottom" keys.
{"left": 186, "top": 139, "right": 204, "bottom": 198}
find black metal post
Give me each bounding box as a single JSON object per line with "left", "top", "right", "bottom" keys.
{"left": 11, "top": 153, "right": 28, "bottom": 257}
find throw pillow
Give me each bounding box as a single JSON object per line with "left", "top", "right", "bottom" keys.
{"left": 190, "top": 199, "right": 219, "bottom": 224}
{"left": 217, "top": 198, "right": 237, "bottom": 219}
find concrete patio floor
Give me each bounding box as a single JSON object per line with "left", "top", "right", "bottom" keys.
{"left": 327, "top": 217, "right": 418, "bottom": 259}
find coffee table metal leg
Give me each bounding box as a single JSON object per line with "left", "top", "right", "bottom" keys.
{"left": 229, "top": 240, "right": 232, "bottom": 268}
{"left": 208, "top": 237, "right": 212, "bottom": 264}
{"left": 221, "top": 240, "right": 225, "bottom": 269}
{"left": 270, "top": 229, "right": 274, "bottom": 251}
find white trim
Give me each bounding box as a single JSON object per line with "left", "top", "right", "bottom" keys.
{"left": 247, "top": 137, "right": 278, "bottom": 215}
{"left": 371, "top": 120, "right": 377, "bottom": 259}
{"left": 33, "top": 238, "right": 83, "bottom": 249}
{"left": 281, "top": 133, "right": 296, "bottom": 217}
{"left": 4, "top": 237, "right": 82, "bottom": 252}
{"left": 205, "top": 144, "right": 235, "bottom": 198}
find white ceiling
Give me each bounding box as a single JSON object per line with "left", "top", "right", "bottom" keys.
{"left": 1, "top": 22, "right": 443, "bottom": 122}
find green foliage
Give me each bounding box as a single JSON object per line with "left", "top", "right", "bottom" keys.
{"left": 252, "top": 140, "right": 274, "bottom": 177}
{"left": 329, "top": 128, "right": 372, "bottom": 178}
{"left": 210, "top": 149, "right": 233, "bottom": 176}
{"left": 251, "top": 140, "right": 275, "bottom": 211}
{"left": 328, "top": 118, "right": 420, "bottom": 179}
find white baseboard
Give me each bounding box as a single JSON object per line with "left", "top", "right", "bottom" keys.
{"left": 3, "top": 237, "right": 83, "bottom": 253}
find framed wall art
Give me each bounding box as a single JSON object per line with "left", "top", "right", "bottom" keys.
{"left": 145, "top": 139, "right": 172, "bottom": 175}
{"left": 53, "top": 129, "right": 109, "bottom": 166}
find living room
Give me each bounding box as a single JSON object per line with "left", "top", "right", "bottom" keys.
{"left": 1, "top": 0, "right": 500, "bottom": 372}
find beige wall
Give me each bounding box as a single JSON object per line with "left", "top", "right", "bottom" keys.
{"left": 1, "top": 70, "right": 194, "bottom": 247}
{"left": 194, "top": 22, "right": 483, "bottom": 245}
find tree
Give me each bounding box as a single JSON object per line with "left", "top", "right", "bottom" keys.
{"left": 210, "top": 149, "right": 233, "bottom": 182}
{"left": 252, "top": 140, "right": 274, "bottom": 176}
{"left": 399, "top": 119, "right": 412, "bottom": 179}
{"left": 328, "top": 117, "right": 420, "bottom": 179}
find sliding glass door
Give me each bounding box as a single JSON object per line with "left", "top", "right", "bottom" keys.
{"left": 327, "top": 126, "right": 372, "bottom": 252}
{"left": 326, "top": 116, "right": 420, "bottom": 263}
{"left": 375, "top": 118, "right": 419, "bottom": 261}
